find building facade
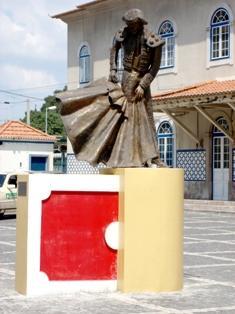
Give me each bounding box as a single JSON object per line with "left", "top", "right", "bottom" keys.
{"left": 0, "top": 121, "right": 56, "bottom": 173}
{"left": 54, "top": 0, "right": 235, "bottom": 200}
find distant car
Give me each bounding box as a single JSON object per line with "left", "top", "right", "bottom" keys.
{"left": 0, "top": 173, "right": 18, "bottom": 218}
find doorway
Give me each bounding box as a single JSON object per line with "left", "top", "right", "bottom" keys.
{"left": 212, "top": 117, "right": 229, "bottom": 200}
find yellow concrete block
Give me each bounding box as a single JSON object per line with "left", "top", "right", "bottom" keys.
{"left": 103, "top": 168, "right": 184, "bottom": 293}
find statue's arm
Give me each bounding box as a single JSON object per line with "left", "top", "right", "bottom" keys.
{"left": 110, "top": 39, "right": 121, "bottom": 71}
{"left": 109, "top": 37, "right": 122, "bottom": 83}
{"left": 139, "top": 45, "right": 163, "bottom": 90}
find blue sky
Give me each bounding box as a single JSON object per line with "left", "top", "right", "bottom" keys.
{"left": 0, "top": 0, "right": 91, "bottom": 123}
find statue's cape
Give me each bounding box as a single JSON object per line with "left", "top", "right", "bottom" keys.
{"left": 57, "top": 78, "right": 118, "bottom": 115}
{"left": 57, "top": 78, "right": 159, "bottom": 168}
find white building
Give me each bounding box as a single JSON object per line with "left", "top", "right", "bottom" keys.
{"left": 0, "top": 121, "right": 56, "bottom": 173}
{"left": 53, "top": 0, "right": 235, "bottom": 200}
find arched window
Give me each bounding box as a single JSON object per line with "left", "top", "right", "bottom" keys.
{"left": 210, "top": 8, "right": 230, "bottom": 60}
{"left": 158, "top": 20, "right": 175, "bottom": 68}
{"left": 157, "top": 121, "right": 174, "bottom": 167}
{"left": 117, "top": 48, "right": 124, "bottom": 81}
{"left": 79, "top": 45, "right": 91, "bottom": 84}
{"left": 212, "top": 116, "right": 229, "bottom": 134}
{"left": 212, "top": 117, "right": 229, "bottom": 169}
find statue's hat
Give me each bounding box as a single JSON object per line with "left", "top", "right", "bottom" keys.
{"left": 122, "top": 9, "right": 148, "bottom": 25}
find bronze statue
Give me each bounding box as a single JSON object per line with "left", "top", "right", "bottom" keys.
{"left": 58, "top": 9, "right": 165, "bottom": 168}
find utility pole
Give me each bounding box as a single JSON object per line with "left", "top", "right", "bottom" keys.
{"left": 26, "top": 99, "right": 30, "bottom": 125}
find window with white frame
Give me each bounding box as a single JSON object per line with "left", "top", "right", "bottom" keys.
{"left": 213, "top": 116, "right": 229, "bottom": 133}
{"left": 210, "top": 8, "right": 230, "bottom": 60}
{"left": 79, "top": 45, "right": 91, "bottom": 84}
{"left": 157, "top": 121, "right": 174, "bottom": 167}
{"left": 158, "top": 20, "right": 175, "bottom": 68}
{"left": 212, "top": 117, "right": 230, "bottom": 169}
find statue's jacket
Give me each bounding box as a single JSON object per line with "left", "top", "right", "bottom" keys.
{"left": 110, "top": 25, "right": 164, "bottom": 90}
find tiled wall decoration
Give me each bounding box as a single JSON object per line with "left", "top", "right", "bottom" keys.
{"left": 176, "top": 149, "right": 206, "bottom": 181}
{"left": 67, "top": 154, "right": 105, "bottom": 174}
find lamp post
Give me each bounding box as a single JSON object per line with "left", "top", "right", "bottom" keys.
{"left": 4, "top": 101, "right": 30, "bottom": 124}
{"left": 45, "top": 106, "right": 56, "bottom": 134}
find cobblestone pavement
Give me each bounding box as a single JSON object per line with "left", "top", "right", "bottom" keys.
{"left": 1, "top": 210, "right": 235, "bottom": 314}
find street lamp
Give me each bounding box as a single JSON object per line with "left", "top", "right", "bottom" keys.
{"left": 45, "top": 106, "right": 56, "bottom": 134}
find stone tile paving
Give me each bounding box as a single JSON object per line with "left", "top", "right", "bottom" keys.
{"left": 0, "top": 210, "right": 235, "bottom": 313}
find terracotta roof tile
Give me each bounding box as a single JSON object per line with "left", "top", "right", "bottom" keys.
{"left": 154, "top": 80, "right": 235, "bottom": 101}
{"left": 0, "top": 120, "right": 56, "bottom": 142}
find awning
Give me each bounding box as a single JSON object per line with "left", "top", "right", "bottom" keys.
{"left": 152, "top": 80, "right": 235, "bottom": 143}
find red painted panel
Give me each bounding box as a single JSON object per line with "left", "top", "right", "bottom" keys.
{"left": 40, "top": 191, "right": 118, "bottom": 280}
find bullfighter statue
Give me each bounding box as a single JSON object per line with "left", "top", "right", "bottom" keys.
{"left": 58, "top": 9, "right": 165, "bottom": 168}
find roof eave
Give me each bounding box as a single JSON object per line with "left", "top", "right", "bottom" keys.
{"left": 51, "top": 0, "right": 107, "bottom": 21}
{"left": 51, "top": 8, "right": 81, "bottom": 21}
{"left": 153, "top": 93, "right": 235, "bottom": 112}
{"left": 0, "top": 137, "right": 56, "bottom": 143}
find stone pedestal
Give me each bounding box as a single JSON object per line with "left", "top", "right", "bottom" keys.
{"left": 16, "top": 169, "right": 183, "bottom": 295}
{"left": 103, "top": 168, "right": 184, "bottom": 292}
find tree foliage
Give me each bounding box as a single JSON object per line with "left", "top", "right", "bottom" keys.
{"left": 21, "top": 88, "right": 67, "bottom": 138}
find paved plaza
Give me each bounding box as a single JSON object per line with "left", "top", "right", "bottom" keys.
{"left": 0, "top": 210, "right": 235, "bottom": 313}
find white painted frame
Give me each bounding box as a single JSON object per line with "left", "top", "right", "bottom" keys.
{"left": 155, "top": 115, "right": 176, "bottom": 167}
{"left": 77, "top": 41, "right": 92, "bottom": 87}
{"left": 18, "top": 173, "right": 120, "bottom": 296}
{"left": 206, "top": 3, "right": 234, "bottom": 69}
{"left": 156, "top": 17, "right": 178, "bottom": 76}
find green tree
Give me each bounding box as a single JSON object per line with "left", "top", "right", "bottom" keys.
{"left": 21, "top": 87, "right": 67, "bottom": 138}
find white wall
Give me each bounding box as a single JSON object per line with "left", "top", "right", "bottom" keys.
{"left": 62, "top": 0, "right": 235, "bottom": 200}
{"left": 65, "top": 0, "right": 235, "bottom": 93}
{"left": 0, "top": 141, "right": 54, "bottom": 173}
